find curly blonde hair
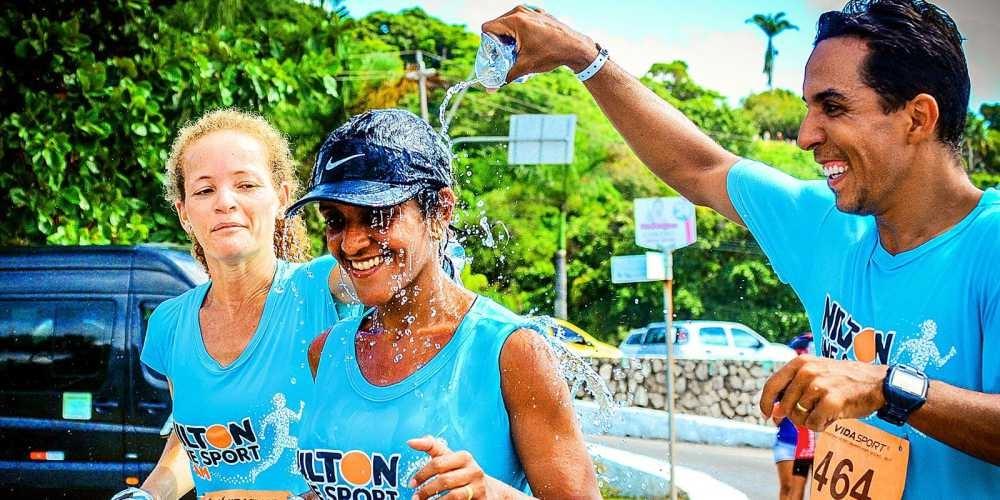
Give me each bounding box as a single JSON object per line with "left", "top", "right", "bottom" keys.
{"left": 164, "top": 108, "right": 310, "bottom": 270}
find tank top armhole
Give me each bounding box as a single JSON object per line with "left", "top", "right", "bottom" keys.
{"left": 314, "top": 314, "right": 368, "bottom": 383}
{"left": 308, "top": 328, "right": 332, "bottom": 379}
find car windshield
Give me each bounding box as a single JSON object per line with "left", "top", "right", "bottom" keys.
{"left": 554, "top": 325, "right": 587, "bottom": 344}
{"left": 645, "top": 327, "right": 666, "bottom": 344}
{"left": 642, "top": 326, "right": 688, "bottom": 344}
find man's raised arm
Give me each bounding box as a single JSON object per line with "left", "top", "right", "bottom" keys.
{"left": 482, "top": 6, "right": 743, "bottom": 224}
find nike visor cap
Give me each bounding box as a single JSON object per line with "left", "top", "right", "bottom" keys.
{"left": 286, "top": 108, "right": 453, "bottom": 216}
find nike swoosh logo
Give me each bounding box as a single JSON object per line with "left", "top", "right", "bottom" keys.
{"left": 325, "top": 153, "right": 364, "bottom": 171}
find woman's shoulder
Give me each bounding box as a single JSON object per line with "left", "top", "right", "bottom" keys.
{"left": 461, "top": 296, "right": 545, "bottom": 358}
{"left": 281, "top": 256, "right": 343, "bottom": 302}
{"left": 151, "top": 283, "right": 208, "bottom": 324}
{"left": 466, "top": 295, "right": 525, "bottom": 328}
{"left": 286, "top": 255, "right": 338, "bottom": 281}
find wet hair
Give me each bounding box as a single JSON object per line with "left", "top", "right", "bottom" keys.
{"left": 815, "top": 0, "right": 969, "bottom": 152}
{"left": 164, "top": 108, "right": 310, "bottom": 270}
{"left": 414, "top": 187, "right": 453, "bottom": 261}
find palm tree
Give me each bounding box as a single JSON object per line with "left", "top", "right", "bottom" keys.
{"left": 746, "top": 12, "right": 798, "bottom": 88}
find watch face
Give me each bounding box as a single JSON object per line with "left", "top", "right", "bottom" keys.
{"left": 891, "top": 369, "right": 925, "bottom": 395}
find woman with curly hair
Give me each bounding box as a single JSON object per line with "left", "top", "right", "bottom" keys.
{"left": 124, "top": 109, "right": 358, "bottom": 499}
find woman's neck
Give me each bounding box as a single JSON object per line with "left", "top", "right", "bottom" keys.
{"left": 204, "top": 251, "right": 278, "bottom": 313}
{"left": 366, "top": 268, "right": 475, "bottom": 337}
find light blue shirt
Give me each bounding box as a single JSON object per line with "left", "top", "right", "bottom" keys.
{"left": 728, "top": 159, "right": 1000, "bottom": 498}
{"left": 296, "top": 296, "right": 528, "bottom": 499}
{"left": 141, "top": 256, "right": 358, "bottom": 494}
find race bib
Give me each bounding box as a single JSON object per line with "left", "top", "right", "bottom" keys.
{"left": 201, "top": 490, "right": 290, "bottom": 500}
{"left": 810, "top": 419, "right": 909, "bottom": 500}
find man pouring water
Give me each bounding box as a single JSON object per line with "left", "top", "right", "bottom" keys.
{"left": 483, "top": 1, "right": 999, "bottom": 497}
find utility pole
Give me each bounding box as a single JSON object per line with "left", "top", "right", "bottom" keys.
{"left": 413, "top": 50, "right": 432, "bottom": 123}
{"left": 554, "top": 210, "right": 568, "bottom": 319}
{"left": 554, "top": 165, "right": 570, "bottom": 320}
{"left": 662, "top": 252, "right": 677, "bottom": 500}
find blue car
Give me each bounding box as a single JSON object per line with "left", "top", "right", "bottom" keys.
{"left": 0, "top": 245, "right": 205, "bottom": 496}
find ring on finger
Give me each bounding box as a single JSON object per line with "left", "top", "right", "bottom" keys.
{"left": 464, "top": 484, "right": 474, "bottom": 500}
{"left": 794, "top": 401, "right": 809, "bottom": 413}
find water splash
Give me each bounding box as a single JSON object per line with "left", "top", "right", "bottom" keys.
{"left": 523, "top": 316, "right": 618, "bottom": 433}
{"left": 479, "top": 216, "right": 496, "bottom": 248}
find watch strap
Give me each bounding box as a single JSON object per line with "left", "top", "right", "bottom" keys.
{"left": 576, "top": 44, "right": 609, "bottom": 81}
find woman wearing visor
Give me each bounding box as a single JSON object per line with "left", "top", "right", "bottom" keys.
{"left": 288, "top": 109, "right": 599, "bottom": 500}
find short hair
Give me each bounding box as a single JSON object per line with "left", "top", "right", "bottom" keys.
{"left": 815, "top": 0, "right": 970, "bottom": 151}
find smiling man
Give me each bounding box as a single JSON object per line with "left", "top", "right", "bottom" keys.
{"left": 484, "top": 0, "right": 999, "bottom": 497}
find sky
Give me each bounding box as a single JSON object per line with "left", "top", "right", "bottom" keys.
{"left": 343, "top": 0, "right": 1000, "bottom": 110}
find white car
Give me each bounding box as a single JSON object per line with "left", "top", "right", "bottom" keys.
{"left": 618, "top": 320, "right": 796, "bottom": 362}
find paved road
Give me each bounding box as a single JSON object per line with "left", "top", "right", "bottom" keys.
{"left": 587, "top": 435, "right": 778, "bottom": 500}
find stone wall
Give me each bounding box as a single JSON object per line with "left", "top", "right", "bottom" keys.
{"left": 574, "top": 357, "right": 783, "bottom": 426}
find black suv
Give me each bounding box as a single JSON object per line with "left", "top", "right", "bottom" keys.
{"left": 0, "top": 245, "right": 206, "bottom": 497}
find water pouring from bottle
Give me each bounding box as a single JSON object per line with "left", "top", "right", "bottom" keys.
{"left": 438, "top": 33, "right": 532, "bottom": 139}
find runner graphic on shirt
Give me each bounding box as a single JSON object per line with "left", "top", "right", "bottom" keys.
{"left": 250, "top": 392, "right": 305, "bottom": 480}
{"left": 892, "top": 320, "right": 956, "bottom": 371}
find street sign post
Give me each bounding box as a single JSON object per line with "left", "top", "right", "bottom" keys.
{"left": 628, "top": 197, "right": 697, "bottom": 500}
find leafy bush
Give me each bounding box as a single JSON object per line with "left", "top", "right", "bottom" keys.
{"left": 1, "top": 0, "right": 348, "bottom": 246}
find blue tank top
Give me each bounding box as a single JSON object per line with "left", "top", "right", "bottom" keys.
{"left": 296, "top": 296, "right": 529, "bottom": 499}
{"left": 141, "top": 257, "right": 359, "bottom": 494}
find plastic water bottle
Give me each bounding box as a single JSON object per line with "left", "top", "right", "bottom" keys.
{"left": 475, "top": 33, "right": 529, "bottom": 89}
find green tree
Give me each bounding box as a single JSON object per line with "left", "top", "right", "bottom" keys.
{"left": 963, "top": 111, "right": 1000, "bottom": 189}
{"left": 746, "top": 12, "right": 798, "bottom": 88}
{"left": 1, "top": 0, "right": 350, "bottom": 246}
{"left": 433, "top": 59, "right": 805, "bottom": 341}
{"left": 2, "top": 4, "right": 815, "bottom": 344}
{"left": 742, "top": 88, "right": 806, "bottom": 140}
{"left": 981, "top": 103, "right": 1000, "bottom": 132}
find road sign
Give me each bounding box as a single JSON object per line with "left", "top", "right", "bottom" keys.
{"left": 508, "top": 114, "right": 576, "bottom": 165}
{"left": 634, "top": 197, "right": 697, "bottom": 251}
{"left": 611, "top": 252, "right": 670, "bottom": 284}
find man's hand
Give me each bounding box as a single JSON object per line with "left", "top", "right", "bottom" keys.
{"left": 481, "top": 5, "right": 600, "bottom": 81}
{"left": 760, "top": 355, "right": 889, "bottom": 431}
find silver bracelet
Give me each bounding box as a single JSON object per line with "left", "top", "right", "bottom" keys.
{"left": 575, "top": 44, "right": 609, "bottom": 82}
